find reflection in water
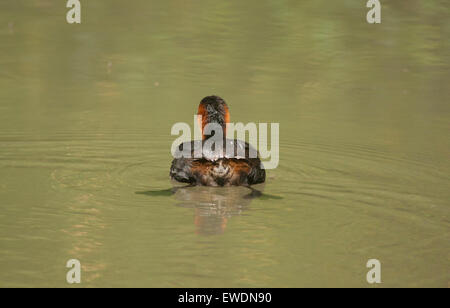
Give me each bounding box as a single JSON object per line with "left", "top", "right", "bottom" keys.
{"left": 138, "top": 184, "right": 280, "bottom": 235}
{"left": 175, "top": 185, "right": 261, "bottom": 235}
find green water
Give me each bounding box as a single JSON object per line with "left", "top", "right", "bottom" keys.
{"left": 0, "top": 0, "right": 449, "bottom": 287}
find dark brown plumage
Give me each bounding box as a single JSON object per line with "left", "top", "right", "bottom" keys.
{"left": 170, "top": 96, "right": 265, "bottom": 186}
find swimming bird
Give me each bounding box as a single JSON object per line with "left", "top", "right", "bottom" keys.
{"left": 170, "top": 96, "right": 265, "bottom": 186}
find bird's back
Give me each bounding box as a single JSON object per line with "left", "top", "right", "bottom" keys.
{"left": 170, "top": 139, "right": 265, "bottom": 186}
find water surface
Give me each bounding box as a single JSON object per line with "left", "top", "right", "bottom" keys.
{"left": 0, "top": 0, "right": 449, "bottom": 287}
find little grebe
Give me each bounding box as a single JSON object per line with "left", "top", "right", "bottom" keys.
{"left": 170, "top": 96, "right": 266, "bottom": 186}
